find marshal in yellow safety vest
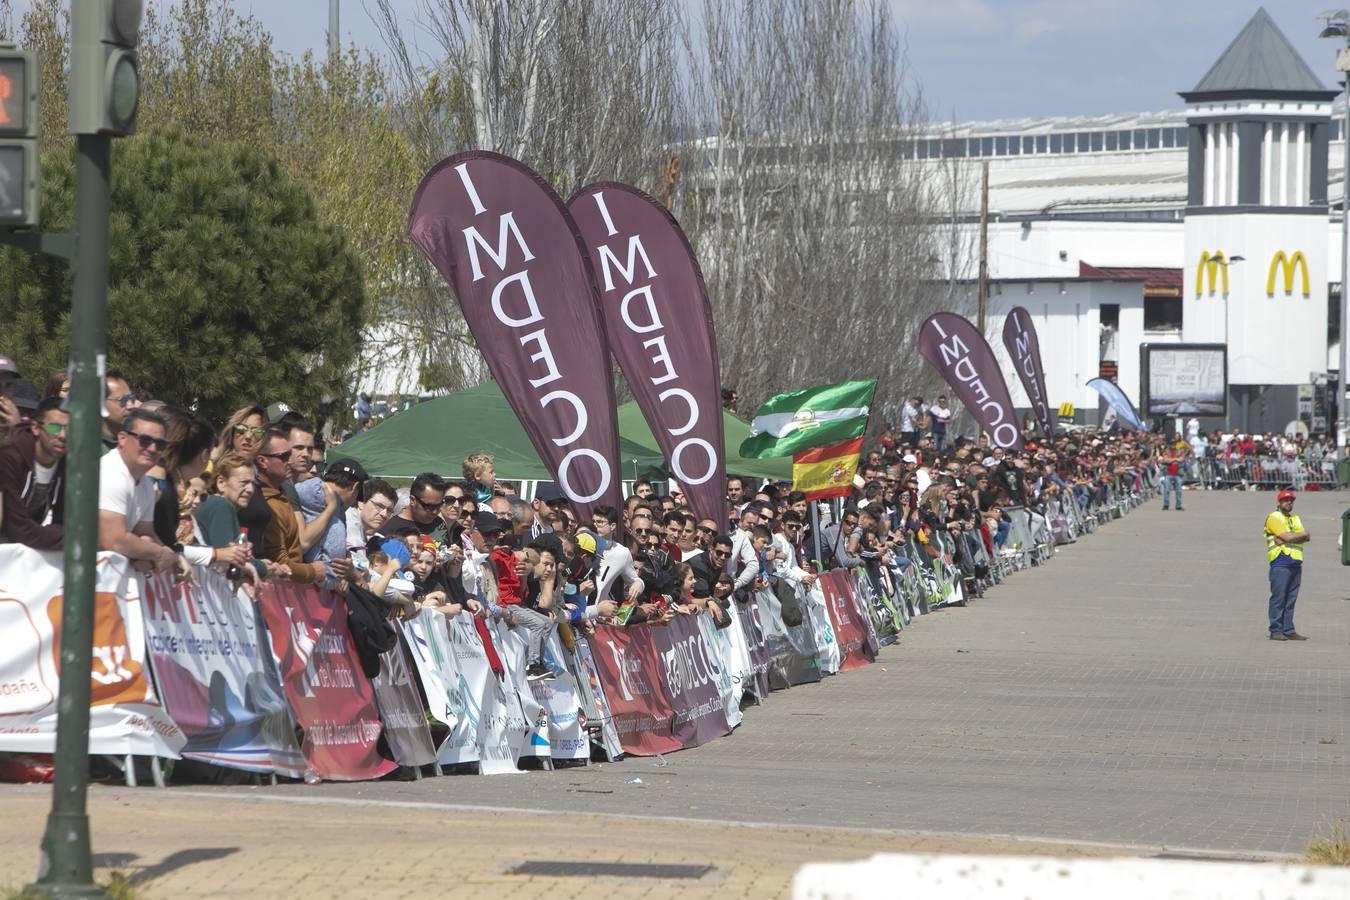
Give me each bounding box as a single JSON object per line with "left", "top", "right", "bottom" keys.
{"left": 1264, "top": 510, "right": 1305, "bottom": 563}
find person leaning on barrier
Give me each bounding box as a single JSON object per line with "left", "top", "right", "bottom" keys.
{"left": 195, "top": 452, "right": 288, "bottom": 585}
{"left": 0, "top": 396, "right": 67, "bottom": 550}
{"left": 98, "top": 407, "right": 194, "bottom": 584}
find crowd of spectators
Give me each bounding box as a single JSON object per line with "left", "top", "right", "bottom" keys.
{"left": 1, "top": 362, "right": 1181, "bottom": 671}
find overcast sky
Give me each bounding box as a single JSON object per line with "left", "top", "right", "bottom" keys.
{"left": 211, "top": 1, "right": 1334, "bottom": 123}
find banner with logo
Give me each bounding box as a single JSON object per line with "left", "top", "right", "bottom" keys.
{"left": 0, "top": 547, "right": 185, "bottom": 757}
{"left": 528, "top": 632, "right": 590, "bottom": 761}
{"left": 650, "top": 613, "right": 732, "bottom": 748}
{"left": 734, "top": 596, "right": 773, "bottom": 700}
{"left": 408, "top": 151, "right": 622, "bottom": 524}
{"left": 586, "top": 624, "right": 680, "bottom": 756}
{"left": 754, "top": 585, "right": 822, "bottom": 689}
{"left": 372, "top": 640, "right": 438, "bottom": 769}
{"left": 805, "top": 583, "right": 841, "bottom": 676}
{"left": 399, "top": 610, "right": 462, "bottom": 756}
{"left": 140, "top": 567, "right": 292, "bottom": 773}
{"left": 918, "top": 312, "right": 1024, "bottom": 451}
{"left": 255, "top": 582, "right": 395, "bottom": 781}
{"left": 1002, "top": 306, "right": 1055, "bottom": 438}
{"left": 572, "top": 635, "right": 627, "bottom": 760}
{"left": 713, "top": 604, "right": 752, "bottom": 727}
{"left": 818, "top": 571, "right": 876, "bottom": 671}
{"left": 490, "top": 620, "right": 552, "bottom": 764}
{"left": 568, "top": 183, "right": 726, "bottom": 524}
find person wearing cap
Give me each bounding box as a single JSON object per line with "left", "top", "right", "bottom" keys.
{"left": 295, "top": 457, "right": 367, "bottom": 585}
{"left": 1265, "top": 489, "right": 1310, "bottom": 641}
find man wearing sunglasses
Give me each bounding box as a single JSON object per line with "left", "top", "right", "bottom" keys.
{"left": 97, "top": 407, "right": 188, "bottom": 580}
{"left": 255, "top": 427, "right": 324, "bottom": 584}
{"left": 100, "top": 369, "right": 139, "bottom": 451}
{"left": 0, "top": 397, "right": 67, "bottom": 549}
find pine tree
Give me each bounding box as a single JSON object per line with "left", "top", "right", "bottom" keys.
{"left": 0, "top": 128, "right": 366, "bottom": 424}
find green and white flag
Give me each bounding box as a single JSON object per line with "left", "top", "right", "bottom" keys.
{"left": 739, "top": 379, "right": 877, "bottom": 459}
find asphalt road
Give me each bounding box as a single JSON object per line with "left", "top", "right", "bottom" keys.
{"left": 187, "top": 488, "right": 1350, "bottom": 856}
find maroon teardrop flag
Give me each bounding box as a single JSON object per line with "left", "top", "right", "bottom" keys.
{"left": 568, "top": 183, "right": 726, "bottom": 523}
{"left": 1002, "top": 306, "right": 1055, "bottom": 438}
{"left": 408, "top": 152, "right": 621, "bottom": 521}
{"left": 917, "top": 312, "right": 1024, "bottom": 451}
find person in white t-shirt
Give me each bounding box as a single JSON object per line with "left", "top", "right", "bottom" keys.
{"left": 97, "top": 407, "right": 190, "bottom": 580}
{"left": 928, "top": 396, "right": 952, "bottom": 454}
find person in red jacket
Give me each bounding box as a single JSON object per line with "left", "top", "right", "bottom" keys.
{"left": 0, "top": 397, "right": 67, "bottom": 549}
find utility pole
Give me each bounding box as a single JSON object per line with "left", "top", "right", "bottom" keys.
{"left": 976, "top": 160, "right": 989, "bottom": 335}
{"left": 328, "top": 0, "right": 340, "bottom": 57}
{"left": 31, "top": 3, "right": 141, "bottom": 897}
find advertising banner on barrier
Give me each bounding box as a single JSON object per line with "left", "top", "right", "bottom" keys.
{"left": 754, "top": 586, "right": 822, "bottom": 689}
{"left": 0, "top": 547, "right": 184, "bottom": 757}
{"left": 819, "top": 571, "right": 876, "bottom": 671}
{"left": 408, "top": 151, "right": 623, "bottom": 524}
{"left": 806, "top": 583, "right": 841, "bottom": 676}
{"left": 568, "top": 183, "right": 727, "bottom": 525}
{"left": 849, "top": 572, "right": 883, "bottom": 659}
{"left": 587, "top": 624, "right": 680, "bottom": 756}
{"left": 255, "top": 582, "right": 395, "bottom": 781}
{"left": 400, "top": 611, "right": 460, "bottom": 754}
{"left": 697, "top": 616, "right": 743, "bottom": 732}
{"left": 528, "top": 631, "right": 590, "bottom": 761}
{"left": 650, "top": 613, "right": 731, "bottom": 749}
{"left": 734, "top": 596, "right": 772, "bottom": 700}
{"left": 918, "top": 312, "right": 1025, "bottom": 451}
{"left": 1002, "top": 306, "right": 1055, "bottom": 439}
{"left": 140, "top": 567, "right": 292, "bottom": 773}
{"left": 490, "top": 620, "right": 551, "bottom": 765}
{"left": 572, "top": 636, "right": 627, "bottom": 761}
{"left": 372, "top": 639, "right": 438, "bottom": 769}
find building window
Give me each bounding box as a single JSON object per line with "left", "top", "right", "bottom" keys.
{"left": 1036, "top": 135, "right": 1048, "bottom": 153}
{"left": 1091, "top": 132, "right": 1104, "bottom": 152}
{"left": 942, "top": 138, "right": 966, "bottom": 157}
{"left": 981, "top": 136, "right": 994, "bottom": 156}
{"left": 1050, "top": 134, "right": 1063, "bottom": 153}
{"left": 1144, "top": 297, "right": 1183, "bottom": 332}
{"left": 1162, "top": 128, "right": 1175, "bottom": 148}
{"left": 1134, "top": 128, "right": 1147, "bottom": 148}
{"left": 995, "top": 136, "right": 1008, "bottom": 155}
{"left": 1118, "top": 130, "right": 1132, "bottom": 150}
{"left": 1105, "top": 131, "right": 1118, "bottom": 151}
{"left": 1077, "top": 132, "right": 1091, "bottom": 152}
{"left": 1175, "top": 128, "right": 1189, "bottom": 147}
{"left": 1147, "top": 129, "right": 1161, "bottom": 148}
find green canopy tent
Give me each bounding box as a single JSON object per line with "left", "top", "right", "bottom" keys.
{"left": 331, "top": 381, "right": 794, "bottom": 486}
{"left": 329, "top": 381, "right": 667, "bottom": 481}
{"left": 614, "top": 402, "right": 794, "bottom": 483}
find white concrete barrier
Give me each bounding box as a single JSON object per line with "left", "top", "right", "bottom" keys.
{"left": 793, "top": 853, "right": 1349, "bottom": 899}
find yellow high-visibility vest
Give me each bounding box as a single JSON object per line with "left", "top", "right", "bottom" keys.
{"left": 1265, "top": 512, "right": 1304, "bottom": 563}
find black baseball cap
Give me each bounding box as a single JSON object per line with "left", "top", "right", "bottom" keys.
{"left": 472, "top": 511, "right": 508, "bottom": 534}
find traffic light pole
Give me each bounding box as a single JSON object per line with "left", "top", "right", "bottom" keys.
{"left": 32, "top": 132, "right": 112, "bottom": 900}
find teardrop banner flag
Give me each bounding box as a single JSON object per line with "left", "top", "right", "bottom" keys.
{"left": 1002, "top": 306, "right": 1055, "bottom": 438}
{"left": 1086, "top": 377, "right": 1148, "bottom": 431}
{"left": 917, "top": 312, "right": 1024, "bottom": 451}
{"left": 408, "top": 151, "right": 622, "bottom": 522}
{"left": 568, "top": 183, "right": 726, "bottom": 524}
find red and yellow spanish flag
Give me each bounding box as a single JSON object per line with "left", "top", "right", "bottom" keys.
{"left": 792, "top": 437, "right": 863, "bottom": 500}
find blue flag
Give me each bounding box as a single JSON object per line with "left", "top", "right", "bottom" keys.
{"left": 1086, "top": 378, "right": 1147, "bottom": 431}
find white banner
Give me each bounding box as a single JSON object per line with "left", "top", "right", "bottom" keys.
{"left": 528, "top": 631, "right": 589, "bottom": 761}
{"left": 140, "top": 566, "right": 295, "bottom": 773}
{"left": 713, "top": 607, "right": 751, "bottom": 729}
{"left": 0, "top": 546, "right": 184, "bottom": 757}
{"left": 489, "top": 620, "right": 550, "bottom": 766}
{"left": 806, "top": 583, "right": 841, "bottom": 676}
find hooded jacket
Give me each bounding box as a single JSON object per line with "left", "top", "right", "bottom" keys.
{"left": 0, "top": 427, "right": 64, "bottom": 550}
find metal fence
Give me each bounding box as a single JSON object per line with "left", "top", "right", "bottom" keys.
{"left": 1181, "top": 457, "right": 1339, "bottom": 491}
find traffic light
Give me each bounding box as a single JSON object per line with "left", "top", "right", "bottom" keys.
{"left": 0, "top": 46, "right": 39, "bottom": 228}
{"left": 69, "top": 0, "right": 142, "bottom": 136}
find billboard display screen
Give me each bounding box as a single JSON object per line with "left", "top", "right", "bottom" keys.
{"left": 1141, "top": 344, "right": 1227, "bottom": 417}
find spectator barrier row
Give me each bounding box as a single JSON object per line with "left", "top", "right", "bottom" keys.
{"left": 1180, "top": 457, "right": 1339, "bottom": 491}
{"left": 0, "top": 487, "right": 1154, "bottom": 784}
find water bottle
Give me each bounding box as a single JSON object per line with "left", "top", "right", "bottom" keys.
{"left": 226, "top": 527, "right": 249, "bottom": 581}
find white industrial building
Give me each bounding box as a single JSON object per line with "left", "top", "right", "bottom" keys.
{"left": 937, "top": 8, "right": 1340, "bottom": 434}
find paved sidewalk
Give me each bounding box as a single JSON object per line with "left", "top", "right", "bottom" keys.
{"left": 0, "top": 786, "right": 1126, "bottom": 899}
{"left": 3, "top": 489, "right": 1349, "bottom": 896}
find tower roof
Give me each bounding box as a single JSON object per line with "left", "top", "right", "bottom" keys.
{"left": 1182, "top": 8, "right": 1335, "bottom": 100}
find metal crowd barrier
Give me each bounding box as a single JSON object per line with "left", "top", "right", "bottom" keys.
{"left": 1183, "top": 457, "right": 1338, "bottom": 491}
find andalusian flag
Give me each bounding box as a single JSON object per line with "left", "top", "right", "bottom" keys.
{"left": 739, "top": 380, "right": 876, "bottom": 459}
{"left": 793, "top": 437, "right": 864, "bottom": 499}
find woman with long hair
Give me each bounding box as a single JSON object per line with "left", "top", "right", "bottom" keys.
{"left": 211, "top": 404, "right": 267, "bottom": 467}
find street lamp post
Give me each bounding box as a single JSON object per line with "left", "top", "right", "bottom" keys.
{"left": 1319, "top": 13, "right": 1350, "bottom": 454}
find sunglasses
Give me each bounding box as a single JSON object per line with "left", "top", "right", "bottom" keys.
{"left": 710, "top": 548, "right": 729, "bottom": 556}
{"left": 696, "top": 525, "right": 717, "bottom": 534}
{"left": 125, "top": 430, "right": 169, "bottom": 452}
{"left": 41, "top": 422, "right": 67, "bottom": 436}
{"left": 632, "top": 527, "right": 652, "bottom": 536}
{"left": 258, "top": 449, "right": 292, "bottom": 461}
{"left": 115, "top": 394, "right": 137, "bottom": 408}
{"left": 844, "top": 519, "right": 859, "bottom": 527}
{"left": 233, "top": 424, "right": 265, "bottom": 439}
{"left": 413, "top": 495, "right": 446, "bottom": 510}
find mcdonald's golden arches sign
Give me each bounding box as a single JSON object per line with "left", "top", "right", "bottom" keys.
{"left": 1194, "top": 250, "right": 1228, "bottom": 297}
{"left": 1266, "top": 251, "right": 1310, "bottom": 298}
